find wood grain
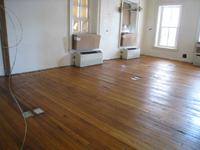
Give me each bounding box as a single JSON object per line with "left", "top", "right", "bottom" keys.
{"left": 0, "top": 0, "right": 11, "bottom": 75}
{"left": 0, "top": 56, "right": 200, "bottom": 150}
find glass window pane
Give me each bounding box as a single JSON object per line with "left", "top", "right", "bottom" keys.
{"left": 73, "top": 20, "right": 80, "bottom": 32}
{"left": 160, "top": 27, "right": 169, "bottom": 46}
{"left": 162, "top": 8, "right": 171, "bottom": 26}
{"left": 73, "top": 6, "right": 79, "bottom": 18}
{"left": 82, "top": 21, "right": 88, "bottom": 32}
{"left": 73, "top": 0, "right": 79, "bottom": 4}
{"left": 81, "top": 0, "right": 87, "bottom": 6}
{"left": 81, "top": 7, "right": 87, "bottom": 18}
{"left": 170, "top": 8, "right": 180, "bottom": 27}
{"left": 199, "top": 31, "right": 200, "bottom": 42}
{"left": 168, "top": 28, "right": 177, "bottom": 47}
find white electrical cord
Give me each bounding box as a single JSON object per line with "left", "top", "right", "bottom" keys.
{"left": 0, "top": 5, "right": 27, "bottom": 150}
{"left": 0, "top": 6, "right": 23, "bottom": 49}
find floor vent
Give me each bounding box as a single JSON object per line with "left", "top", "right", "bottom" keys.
{"left": 33, "top": 108, "right": 45, "bottom": 114}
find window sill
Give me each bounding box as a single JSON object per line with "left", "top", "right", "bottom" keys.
{"left": 152, "top": 46, "right": 179, "bottom": 51}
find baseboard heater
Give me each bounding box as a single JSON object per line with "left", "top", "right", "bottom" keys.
{"left": 122, "top": 47, "right": 140, "bottom": 59}
{"left": 75, "top": 50, "right": 103, "bottom": 67}
{"left": 193, "top": 53, "right": 200, "bottom": 66}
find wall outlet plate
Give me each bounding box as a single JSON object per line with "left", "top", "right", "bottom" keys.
{"left": 182, "top": 54, "right": 187, "bottom": 58}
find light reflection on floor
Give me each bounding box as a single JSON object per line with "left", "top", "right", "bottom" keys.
{"left": 144, "top": 61, "right": 200, "bottom": 140}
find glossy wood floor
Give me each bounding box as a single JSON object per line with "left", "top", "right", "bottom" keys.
{"left": 0, "top": 56, "right": 200, "bottom": 150}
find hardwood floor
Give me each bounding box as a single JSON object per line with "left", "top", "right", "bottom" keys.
{"left": 0, "top": 56, "right": 200, "bottom": 150}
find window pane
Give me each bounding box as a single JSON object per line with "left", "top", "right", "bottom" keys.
{"left": 81, "top": 0, "right": 87, "bottom": 6}
{"left": 73, "top": 0, "right": 79, "bottom": 4}
{"left": 73, "top": 6, "right": 79, "bottom": 18}
{"left": 162, "top": 8, "right": 171, "bottom": 26}
{"left": 81, "top": 7, "right": 87, "bottom": 18}
{"left": 73, "top": 20, "right": 80, "bottom": 32}
{"left": 160, "top": 27, "right": 169, "bottom": 46}
{"left": 199, "top": 31, "right": 200, "bottom": 42}
{"left": 170, "top": 8, "right": 180, "bottom": 27}
{"left": 168, "top": 28, "right": 177, "bottom": 47}
{"left": 82, "top": 21, "right": 88, "bottom": 32}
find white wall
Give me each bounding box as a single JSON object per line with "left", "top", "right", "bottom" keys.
{"left": 0, "top": 44, "right": 4, "bottom": 76}
{"left": 3, "top": 0, "right": 147, "bottom": 75}
{"left": 100, "top": 0, "right": 121, "bottom": 59}
{"left": 137, "top": 0, "right": 148, "bottom": 51}
{"left": 3, "top": 0, "right": 199, "bottom": 75}
{"left": 5, "top": 0, "right": 72, "bottom": 75}
{"left": 141, "top": 0, "right": 200, "bottom": 62}
{"left": 100, "top": 0, "right": 147, "bottom": 60}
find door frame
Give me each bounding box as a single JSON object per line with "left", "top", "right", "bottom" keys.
{"left": 118, "top": 0, "right": 140, "bottom": 48}
{"left": 0, "top": 0, "right": 11, "bottom": 76}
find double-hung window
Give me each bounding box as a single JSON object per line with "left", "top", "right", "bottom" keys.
{"left": 72, "top": 0, "right": 89, "bottom": 33}
{"left": 155, "top": 4, "right": 182, "bottom": 49}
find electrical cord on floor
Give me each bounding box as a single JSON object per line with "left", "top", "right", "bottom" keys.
{"left": 0, "top": 5, "right": 27, "bottom": 150}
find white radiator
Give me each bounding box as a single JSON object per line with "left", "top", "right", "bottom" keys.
{"left": 75, "top": 50, "right": 103, "bottom": 67}
{"left": 193, "top": 53, "right": 200, "bottom": 66}
{"left": 122, "top": 47, "right": 140, "bottom": 59}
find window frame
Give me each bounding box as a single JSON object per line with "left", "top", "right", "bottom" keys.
{"left": 197, "top": 15, "right": 200, "bottom": 42}
{"left": 68, "top": 0, "right": 101, "bottom": 52}
{"left": 195, "top": 14, "right": 200, "bottom": 53}
{"left": 72, "top": 0, "right": 89, "bottom": 33}
{"left": 118, "top": 0, "right": 140, "bottom": 48}
{"left": 153, "top": 2, "right": 183, "bottom": 50}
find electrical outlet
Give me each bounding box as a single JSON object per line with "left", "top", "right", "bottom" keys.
{"left": 182, "top": 54, "right": 187, "bottom": 58}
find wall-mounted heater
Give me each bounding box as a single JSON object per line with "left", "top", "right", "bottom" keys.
{"left": 122, "top": 47, "right": 140, "bottom": 59}
{"left": 75, "top": 50, "right": 103, "bottom": 67}
{"left": 193, "top": 53, "right": 200, "bottom": 66}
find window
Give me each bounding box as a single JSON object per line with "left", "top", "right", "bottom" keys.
{"left": 155, "top": 5, "right": 182, "bottom": 49}
{"left": 198, "top": 27, "right": 200, "bottom": 42}
{"left": 68, "top": 0, "right": 100, "bottom": 51}
{"left": 72, "top": 0, "right": 89, "bottom": 33}
{"left": 199, "top": 33, "right": 200, "bottom": 42}
{"left": 121, "top": 1, "right": 138, "bottom": 34}
{"left": 197, "top": 15, "right": 200, "bottom": 42}
{"left": 119, "top": 0, "right": 139, "bottom": 47}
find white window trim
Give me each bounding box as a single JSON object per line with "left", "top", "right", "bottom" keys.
{"left": 194, "top": 13, "right": 200, "bottom": 53}
{"left": 196, "top": 14, "right": 200, "bottom": 43}
{"left": 68, "top": 0, "right": 101, "bottom": 53}
{"left": 157, "top": 5, "right": 181, "bottom": 48}
{"left": 153, "top": 2, "right": 184, "bottom": 51}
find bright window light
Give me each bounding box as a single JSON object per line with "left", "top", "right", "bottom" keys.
{"left": 72, "top": 0, "right": 89, "bottom": 33}
{"left": 155, "top": 5, "right": 182, "bottom": 49}
{"left": 199, "top": 31, "right": 200, "bottom": 42}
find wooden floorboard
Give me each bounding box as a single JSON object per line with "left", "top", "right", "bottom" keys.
{"left": 0, "top": 56, "right": 200, "bottom": 150}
